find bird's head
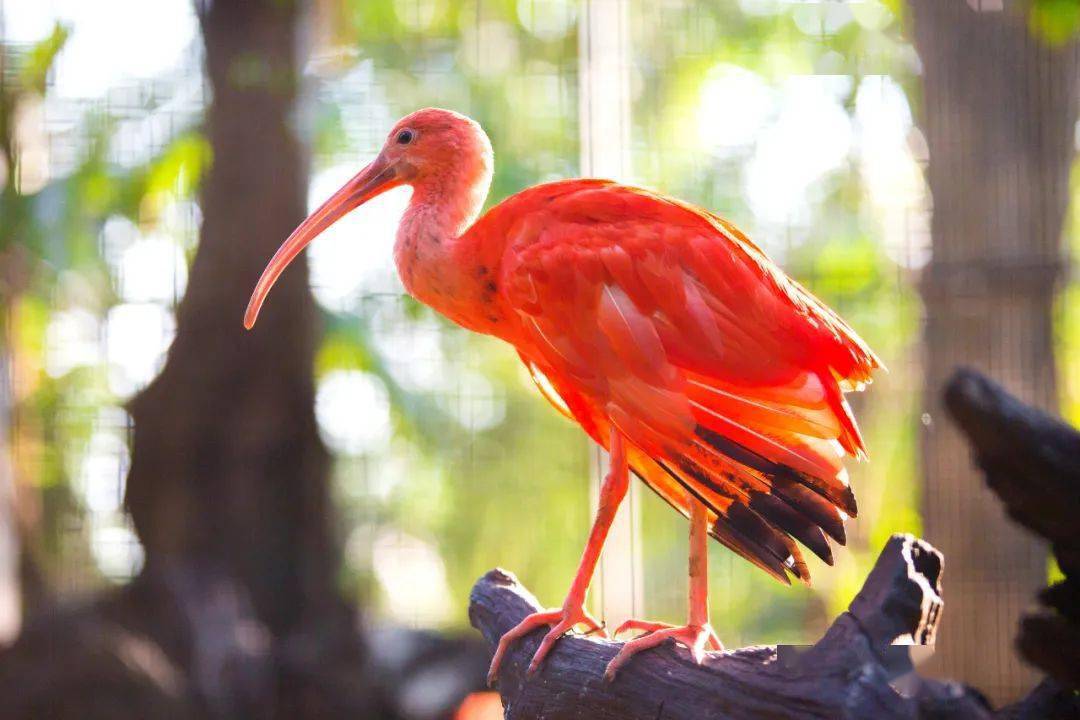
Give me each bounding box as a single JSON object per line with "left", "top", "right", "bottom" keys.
{"left": 243, "top": 107, "right": 492, "bottom": 330}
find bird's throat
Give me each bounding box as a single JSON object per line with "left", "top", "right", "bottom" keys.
{"left": 393, "top": 181, "right": 506, "bottom": 336}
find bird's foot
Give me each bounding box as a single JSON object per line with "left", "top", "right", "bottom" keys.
{"left": 604, "top": 620, "right": 722, "bottom": 681}
{"left": 486, "top": 602, "right": 606, "bottom": 686}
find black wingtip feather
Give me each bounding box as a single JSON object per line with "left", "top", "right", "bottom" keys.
{"left": 709, "top": 521, "right": 792, "bottom": 585}
{"left": 770, "top": 476, "right": 848, "bottom": 546}
{"left": 723, "top": 501, "right": 808, "bottom": 581}
{"left": 694, "top": 424, "right": 859, "bottom": 519}
{"left": 672, "top": 453, "right": 833, "bottom": 565}
{"left": 748, "top": 491, "right": 834, "bottom": 566}
{"left": 655, "top": 459, "right": 805, "bottom": 584}
{"left": 688, "top": 424, "right": 849, "bottom": 554}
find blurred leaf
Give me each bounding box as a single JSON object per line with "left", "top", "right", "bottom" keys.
{"left": 1030, "top": 0, "right": 1080, "bottom": 44}
{"left": 145, "top": 133, "right": 212, "bottom": 200}
{"left": 19, "top": 23, "right": 70, "bottom": 95}
{"left": 811, "top": 236, "right": 882, "bottom": 297}
{"left": 1048, "top": 554, "right": 1066, "bottom": 584}
{"left": 11, "top": 294, "right": 48, "bottom": 361}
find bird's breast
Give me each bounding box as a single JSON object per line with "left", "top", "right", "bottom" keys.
{"left": 393, "top": 235, "right": 511, "bottom": 339}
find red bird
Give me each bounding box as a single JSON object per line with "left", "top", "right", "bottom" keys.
{"left": 245, "top": 108, "right": 881, "bottom": 682}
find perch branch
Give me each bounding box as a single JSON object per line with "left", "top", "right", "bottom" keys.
{"left": 470, "top": 534, "right": 1003, "bottom": 720}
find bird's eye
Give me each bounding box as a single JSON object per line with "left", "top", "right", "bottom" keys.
{"left": 396, "top": 129, "right": 415, "bottom": 145}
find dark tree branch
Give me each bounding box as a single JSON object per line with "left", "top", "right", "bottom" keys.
{"left": 944, "top": 368, "right": 1080, "bottom": 569}
{"left": 468, "top": 535, "right": 1075, "bottom": 720}
{"left": 470, "top": 534, "right": 1075, "bottom": 720}
{"left": 944, "top": 367, "right": 1080, "bottom": 691}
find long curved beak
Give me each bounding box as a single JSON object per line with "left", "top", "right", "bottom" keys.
{"left": 244, "top": 154, "right": 402, "bottom": 329}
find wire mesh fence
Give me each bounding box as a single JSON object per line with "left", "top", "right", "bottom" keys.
{"left": 1, "top": 0, "right": 1073, "bottom": 704}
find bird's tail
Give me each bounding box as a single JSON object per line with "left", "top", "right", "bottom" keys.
{"left": 623, "top": 370, "right": 861, "bottom": 586}
{"left": 524, "top": 354, "right": 861, "bottom": 585}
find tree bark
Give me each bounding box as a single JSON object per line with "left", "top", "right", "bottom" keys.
{"left": 944, "top": 368, "right": 1080, "bottom": 691}
{"left": 117, "top": 0, "right": 375, "bottom": 715}
{"left": 125, "top": 0, "right": 337, "bottom": 635}
{"left": 473, "top": 535, "right": 974, "bottom": 719}
{"left": 471, "top": 535, "right": 1079, "bottom": 719}
{"left": 909, "top": 0, "right": 1079, "bottom": 703}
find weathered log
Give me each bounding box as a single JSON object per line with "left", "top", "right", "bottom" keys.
{"left": 943, "top": 368, "right": 1080, "bottom": 563}
{"left": 470, "top": 534, "right": 1001, "bottom": 720}
{"left": 944, "top": 367, "right": 1080, "bottom": 690}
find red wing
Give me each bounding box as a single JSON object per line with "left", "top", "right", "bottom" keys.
{"left": 497, "top": 182, "right": 879, "bottom": 583}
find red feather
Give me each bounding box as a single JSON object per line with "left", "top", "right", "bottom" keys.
{"left": 474, "top": 180, "right": 881, "bottom": 583}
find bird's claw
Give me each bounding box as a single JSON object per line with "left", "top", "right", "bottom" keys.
{"left": 604, "top": 621, "right": 722, "bottom": 681}
{"left": 487, "top": 603, "right": 606, "bottom": 686}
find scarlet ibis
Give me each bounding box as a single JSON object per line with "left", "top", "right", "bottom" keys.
{"left": 244, "top": 108, "right": 881, "bottom": 682}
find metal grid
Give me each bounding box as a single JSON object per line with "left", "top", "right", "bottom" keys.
{"left": 2, "top": 7, "right": 1070, "bottom": 704}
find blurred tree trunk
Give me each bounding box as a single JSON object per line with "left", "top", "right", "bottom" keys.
{"left": 127, "top": 0, "right": 337, "bottom": 642}
{"left": 0, "top": 3, "right": 491, "bottom": 717}
{"left": 122, "top": 0, "right": 375, "bottom": 715}
{"left": 911, "top": 0, "right": 1079, "bottom": 705}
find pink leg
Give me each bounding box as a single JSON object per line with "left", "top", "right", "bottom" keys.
{"left": 604, "top": 496, "right": 721, "bottom": 681}
{"left": 487, "top": 431, "right": 630, "bottom": 686}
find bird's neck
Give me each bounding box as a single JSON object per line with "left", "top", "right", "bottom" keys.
{"left": 394, "top": 172, "right": 506, "bottom": 335}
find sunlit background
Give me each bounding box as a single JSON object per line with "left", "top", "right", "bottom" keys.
{"left": 1, "top": 0, "right": 1076, "bottom": 703}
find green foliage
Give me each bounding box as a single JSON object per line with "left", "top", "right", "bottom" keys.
{"left": 1, "top": 23, "right": 211, "bottom": 590}
{"left": 18, "top": 24, "right": 70, "bottom": 95}
{"left": 1029, "top": 0, "right": 1080, "bottom": 44}
{"left": 143, "top": 133, "right": 213, "bottom": 205}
